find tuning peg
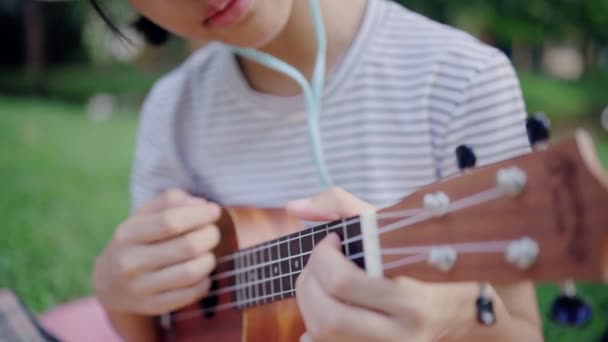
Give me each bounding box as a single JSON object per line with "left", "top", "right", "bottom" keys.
{"left": 549, "top": 280, "right": 592, "bottom": 327}
{"left": 476, "top": 282, "right": 496, "bottom": 326}
{"left": 526, "top": 113, "right": 551, "bottom": 147}
{"left": 455, "top": 145, "right": 476, "bottom": 171}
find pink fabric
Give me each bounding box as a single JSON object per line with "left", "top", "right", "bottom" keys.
{"left": 40, "top": 297, "right": 121, "bottom": 342}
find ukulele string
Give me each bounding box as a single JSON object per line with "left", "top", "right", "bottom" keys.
{"left": 215, "top": 207, "right": 424, "bottom": 264}
{"left": 169, "top": 187, "right": 510, "bottom": 322}
{"left": 208, "top": 186, "right": 504, "bottom": 284}
{"left": 170, "top": 239, "right": 516, "bottom": 322}
{"left": 203, "top": 238, "right": 512, "bottom": 300}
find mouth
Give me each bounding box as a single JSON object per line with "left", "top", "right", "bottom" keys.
{"left": 202, "top": 0, "right": 249, "bottom": 28}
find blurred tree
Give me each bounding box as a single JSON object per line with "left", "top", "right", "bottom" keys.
{"left": 398, "top": 0, "right": 608, "bottom": 71}
{"left": 23, "top": 0, "right": 45, "bottom": 93}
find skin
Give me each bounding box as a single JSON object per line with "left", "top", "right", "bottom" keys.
{"left": 93, "top": 0, "right": 544, "bottom": 341}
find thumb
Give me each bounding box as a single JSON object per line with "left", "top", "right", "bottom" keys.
{"left": 286, "top": 187, "right": 375, "bottom": 222}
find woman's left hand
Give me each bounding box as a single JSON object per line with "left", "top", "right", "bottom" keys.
{"left": 286, "top": 187, "right": 541, "bottom": 342}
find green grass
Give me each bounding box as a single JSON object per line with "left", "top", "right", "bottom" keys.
{"left": 0, "top": 96, "right": 136, "bottom": 311}
{"left": 0, "top": 96, "right": 606, "bottom": 340}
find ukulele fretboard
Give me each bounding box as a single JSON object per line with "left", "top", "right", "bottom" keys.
{"left": 201, "top": 217, "right": 364, "bottom": 312}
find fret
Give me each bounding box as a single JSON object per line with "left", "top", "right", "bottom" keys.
{"left": 234, "top": 252, "right": 241, "bottom": 304}
{"left": 264, "top": 245, "right": 273, "bottom": 303}
{"left": 341, "top": 219, "right": 350, "bottom": 257}
{"left": 272, "top": 241, "right": 282, "bottom": 301}
{"left": 246, "top": 250, "right": 253, "bottom": 306}
{"left": 300, "top": 228, "right": 314, "bottom": 267}
{"left": 288, "top": 234, "right": 302, "bottom": 289}
{"left": 252, "top": 249, "right": 259, "bottom": 306}
{"left": 258, "top": 246, "right": 265, "bottom": 304}
{"left": 346, "top": 221, "right": 365, "bottom": 269}
{"left": 313, "top": 225, "right": 327, "bottom": 246}
{"left": 278, "top": 237, "right": 292, "bottom": 298}
{"left": 256, "top": 248, "right": 263, "bottom": 304}
{"left": 239, "top": 252, "right": 248, "bottom": 308}
{"left": 287, "top": 235, "right": 295, "bottom": 292}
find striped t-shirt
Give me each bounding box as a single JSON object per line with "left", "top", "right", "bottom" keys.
{"left": 130, "top": 0, "right": 531, "bottom": 210}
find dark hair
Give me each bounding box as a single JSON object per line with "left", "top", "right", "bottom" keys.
{"left": 89, "top": 0, "right": 170, "bottom": 46}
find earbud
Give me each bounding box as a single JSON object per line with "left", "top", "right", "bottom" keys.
{"left": 476, "top": 282, "right": 496, "bottom": 326}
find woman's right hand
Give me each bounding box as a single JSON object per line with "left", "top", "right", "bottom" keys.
{"left": 93, "top": 189, "right": 222, "bottom": 316}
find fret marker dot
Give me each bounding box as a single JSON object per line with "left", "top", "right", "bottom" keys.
{"left": 273, "top": 266, "right": 278, "bottom": 274}
{"left": 294, "top": 260, "right": 300, "bottom": 268}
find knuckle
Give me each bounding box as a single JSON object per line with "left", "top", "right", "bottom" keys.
{"left": 126, "top": 280, "right": 143, "bottom": 297}
{"left": 181, "top": 235, "right": 203, "bottom": 256}
{"left": 325, "top": 270, "right": 350, "bottom": 296}
{"left": 160, "top": 211, "right": 181, "bottom": 234}
{"left": 118, "top": 255, "right": 138, "bottom": 276}
{"left": 162, "top": 189, "right": 187, "bottom": 206}
{"left": 181, "top": 261, "right": 203, "bottom": 282}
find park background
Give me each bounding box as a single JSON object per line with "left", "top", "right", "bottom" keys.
{"left": 1, "top": 0, "right": 607, "bottom": 341}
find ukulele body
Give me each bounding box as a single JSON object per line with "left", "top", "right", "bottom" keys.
{"left": 163, "top": 208, "right": 306, "bottom": 342}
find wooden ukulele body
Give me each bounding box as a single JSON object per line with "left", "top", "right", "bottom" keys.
{"left": 164, "top": 208, "right": 306, "bottom": 342}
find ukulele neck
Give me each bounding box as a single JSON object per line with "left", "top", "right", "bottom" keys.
{"left": 214, "top": 217, "right": 367, "bottom": 310}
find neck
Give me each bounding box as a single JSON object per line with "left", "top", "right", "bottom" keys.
{"left": 238, "top": 0, "right": 367, "bottom": 96}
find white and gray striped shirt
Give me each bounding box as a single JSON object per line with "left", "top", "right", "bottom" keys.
{"left": 130, "top": 0, "right": 531, "bottom": 210}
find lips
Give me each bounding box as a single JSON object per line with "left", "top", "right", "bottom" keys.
{"left": 203, "top": 0, "right": 236, "bottom": 23}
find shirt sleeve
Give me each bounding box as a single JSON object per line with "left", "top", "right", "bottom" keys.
{"left": 435, "top": 50, "right": 532, "bottom": 177}
{"left": 129, "top": 72, "right": 197, "bottom": 211}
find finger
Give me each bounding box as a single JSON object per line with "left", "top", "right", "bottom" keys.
{"left": 296, "top": 267, "right": 402, "bottom": 342}
{"left": 144, "top": 278, "right": 212, "bottom": 315}
{"left": 134, "top": 188, "right": 202, "bottom": 215}
{"left": 127, "top": 225, "right": 221, "bottom": 272}
{"left": 286, "top": 187, "right": 375, "bottom": 222}
{"left": 119, "top": 202, "right": 221, "bottom": 244}
{"left": 131, "top": 253, "right": 216, "bottom": 295}
{"left": 308, "top": 235, "right": 409, "bottom": 316}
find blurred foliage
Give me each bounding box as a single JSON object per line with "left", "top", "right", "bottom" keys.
{"left": 521, "top": 69, "right": 608, "bottom": 122}
{"left": 400, "top": 0, "right": 608, "bottom": 46}
{"left": 0, "top": 65, "right": 166, "bottom": 104}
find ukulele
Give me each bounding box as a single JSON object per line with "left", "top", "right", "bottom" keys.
{"left": 158, "top": 127, "right": 608, "bottom": 342}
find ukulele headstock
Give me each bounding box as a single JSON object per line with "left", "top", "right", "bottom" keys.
{"left": 376, "top": 128, "right": 608, "bottom": 284}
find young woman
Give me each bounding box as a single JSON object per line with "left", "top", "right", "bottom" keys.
{"left": 90, "top": 0, "right": 543, "bottom": 340}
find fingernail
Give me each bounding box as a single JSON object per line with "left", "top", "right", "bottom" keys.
{"left": 287, "top": 198, "right": 312, "bottom": 211}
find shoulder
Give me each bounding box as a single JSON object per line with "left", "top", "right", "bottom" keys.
{"left": 142, "top": 42, "right": 227, "bottom": 113}
{"left": 374, "top": 0, "right": 513, "bottom": 84}
{"left": 139, "top": 42, "right": 228, "bottom": 130}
